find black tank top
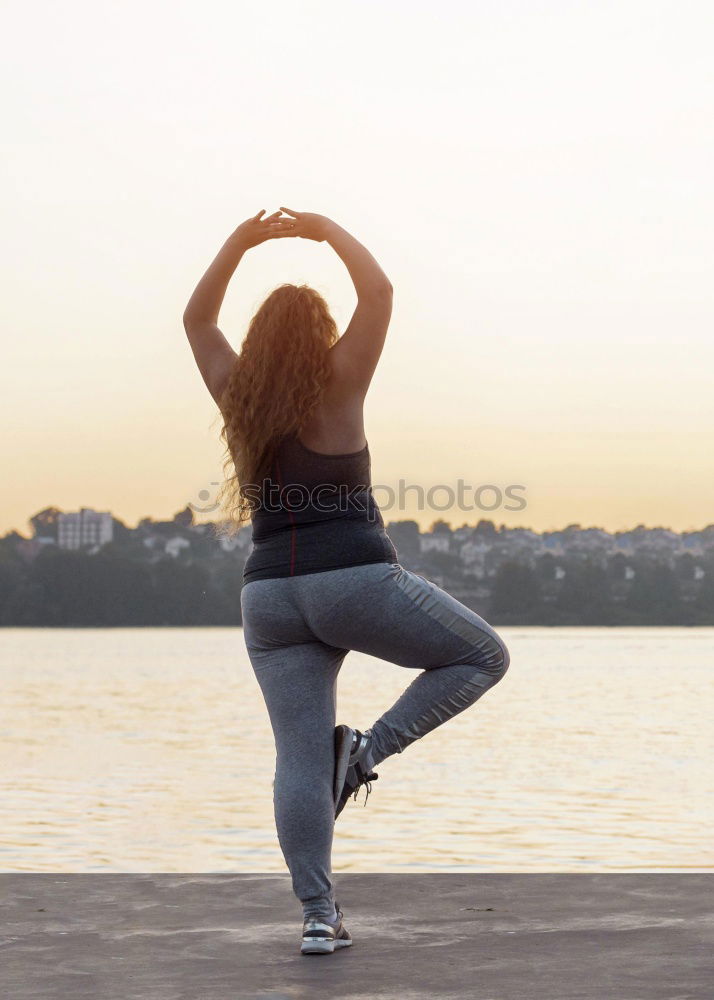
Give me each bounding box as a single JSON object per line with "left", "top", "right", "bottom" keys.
{"left": 242, "top": 432, "right": 398, "bottom": 583}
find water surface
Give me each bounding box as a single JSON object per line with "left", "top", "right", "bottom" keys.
{"left": 1, "top": 627, "right": 712, "bottom": 872}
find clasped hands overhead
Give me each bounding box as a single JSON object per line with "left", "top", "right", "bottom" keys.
{"left": 232, "top": 207, "right": 332, "bottom": 250}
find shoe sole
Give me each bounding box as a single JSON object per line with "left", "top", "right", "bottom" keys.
{"left": 301, "top": 937, "right": 352, "bottom": 954}
{"left": 333, "top": 724, "right": 356, "bottom": 806}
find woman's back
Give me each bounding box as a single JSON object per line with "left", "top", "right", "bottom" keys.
{"left": 243, "top": 428, "right": 397, "bottom": 582}
{"left": 241, "top": 283, "right": 399, "bottom": 583}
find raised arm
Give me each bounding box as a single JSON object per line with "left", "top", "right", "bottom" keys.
{"left": 183, "top": 210, "right": 290, "bottom": 406}
{"left": 278, "top": 208, "right": 393, "bottom": 398}
{"left": 326, "top": 221, "right": 393, "bottom": 397}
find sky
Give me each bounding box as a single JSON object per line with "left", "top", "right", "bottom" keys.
{"left": 1, "top": 0, "right": 713, "bottom": 536}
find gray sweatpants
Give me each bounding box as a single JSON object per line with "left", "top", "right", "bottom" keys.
{"left": 240, "top": 560, "right": 510, "bottom": 921}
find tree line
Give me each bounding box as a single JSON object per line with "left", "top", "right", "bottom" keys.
{"left": 1, "top": 535, "right": 712, "bottom": 627}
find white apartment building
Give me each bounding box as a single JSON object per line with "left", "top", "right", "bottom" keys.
{"left": 57, "top": 508, "right": 113, "bottom": 550}
{"left": 420, "top": 534, "right": 451, "bottom": 554}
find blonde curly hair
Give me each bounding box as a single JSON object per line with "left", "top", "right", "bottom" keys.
{"left": 214, "top": 283, "right": 338, "bottom": 537}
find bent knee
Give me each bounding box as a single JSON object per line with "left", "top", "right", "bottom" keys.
{"left": 461, "top": 633, "right": 510, "bottom": 681}
{"left": 482, "top": 634, "right": 510, "bottom": 680}
{"left": 497, "top": 639, "right": 510, "bottom": 677}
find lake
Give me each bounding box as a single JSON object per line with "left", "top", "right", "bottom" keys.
{"left": 1, "top": 627, "right": 712, "bottom": 872}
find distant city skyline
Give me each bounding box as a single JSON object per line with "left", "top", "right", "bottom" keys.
{"left": 4, "top": 503, "right": 711, "bottom": 628}
{"left": 6, "top": 500, "right": 714, "bottom": 541}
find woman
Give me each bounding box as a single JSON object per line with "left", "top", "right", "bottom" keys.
{"left": 183, "top": 207, "right": 511, "bottom": 956}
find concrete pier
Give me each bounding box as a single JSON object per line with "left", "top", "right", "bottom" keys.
{"left": 2, "top": 873, "right": 712, "bottom": 999}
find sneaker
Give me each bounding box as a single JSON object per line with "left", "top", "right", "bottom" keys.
{"left": 333, "top": 725, "right": 379, "bottom": 819}
{"left": 300, "top": 900, "right": 353, "bottom": 955}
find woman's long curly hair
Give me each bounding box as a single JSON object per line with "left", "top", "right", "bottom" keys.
{"left": 214, "top": 283, "right": 338, "bottom": 538}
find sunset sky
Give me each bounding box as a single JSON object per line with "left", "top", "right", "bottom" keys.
{"left": 2, "top": 0, "right": 713, "bottom": 536}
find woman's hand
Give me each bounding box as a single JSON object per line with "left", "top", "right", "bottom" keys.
{"left": 229, "top": 209, "right": 295, "bottom": 250}
{"left": 277, "top": 207, "right": 333, "bottom": 242}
